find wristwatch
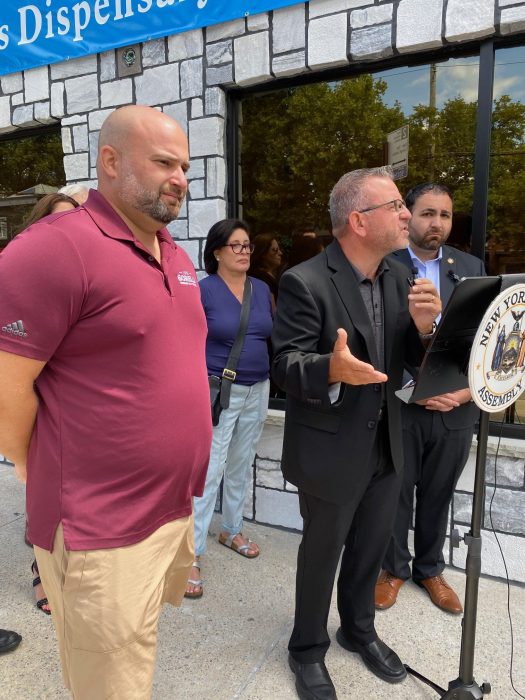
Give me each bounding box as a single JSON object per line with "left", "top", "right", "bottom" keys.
{"left": 419, "top": 321, "right": 437, "bottom": 340}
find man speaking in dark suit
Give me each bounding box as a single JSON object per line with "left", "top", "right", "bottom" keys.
{"left": 272, "top": 167, "right": 441, "bottom": 700}
{"left": 376, "top": 183, "right": 485, "bottom": 616}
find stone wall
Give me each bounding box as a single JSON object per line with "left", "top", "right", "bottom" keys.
{"left": 1, "top": 0, "right": 525, "bottom": 272}
{"left": 246, "top": 416, "right": 525, "bottom": 584}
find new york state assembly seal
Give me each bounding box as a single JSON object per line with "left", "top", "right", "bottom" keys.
{"left": 469, "top": 284, "right": 525, "bottom": 413}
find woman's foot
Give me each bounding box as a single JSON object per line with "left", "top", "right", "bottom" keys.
{"left": 31, "top": 560, "right": 51, "bottom": 615}
{"left": 218, "top": 532, "right": 260, "bottom": 558}
{"left": 184, "top": 558, "right": 203, "bottom": 599}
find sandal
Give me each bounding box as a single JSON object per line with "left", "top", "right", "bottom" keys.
{"left": 31, "top": 560, "right": 51, "bottom": 615}
{"left": 184, "top": 561, "right": 203, "bottom": 599}
{"left": 218, "top": 532, "right": 260, "bottom": 558}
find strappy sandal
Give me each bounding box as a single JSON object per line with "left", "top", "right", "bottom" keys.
{"left": 184, "top": 561, "right": 203, "bottom": 599}
{"left": 31, "top": 560, "right": 51, "bottom": 615}
{"left": 218, "top": 532, "right": 260, "bottom": 558}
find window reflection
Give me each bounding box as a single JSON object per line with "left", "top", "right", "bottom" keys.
{"left": 240, "top": 49, "right": 525, "bottom": 429}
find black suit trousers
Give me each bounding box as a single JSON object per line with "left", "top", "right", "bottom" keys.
{"left": 289, "top": 420, "right": 401, "bottom": 663}
{"left": 383, "top": 404, "right": 474, "bottom": 582}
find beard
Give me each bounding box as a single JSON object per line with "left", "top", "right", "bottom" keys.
{"left": 120, "top": 169, "right": 185, "bottom": 224}
{"left": 411, "top": 229, "right": 449, "bottom": 251}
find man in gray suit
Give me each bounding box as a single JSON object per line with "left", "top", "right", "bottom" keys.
{"left": 272, "top": 167, "right": 441, "bottom": 700}
{"left": 376, "top": 183, "right": 485, "bottom": 615}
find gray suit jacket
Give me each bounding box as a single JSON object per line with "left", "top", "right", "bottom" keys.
{"left": 272, "top": 240, "right": 425, "bottom": 504}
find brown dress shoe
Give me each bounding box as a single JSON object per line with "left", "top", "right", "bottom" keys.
{"left": 417, "top": 575, "right": 463, "bottom": 614}
{"left": 375, "top": 570, "right": 406, "bottom": 610}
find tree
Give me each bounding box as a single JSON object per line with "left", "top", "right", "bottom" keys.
{"left": 0, "top": 131, "right": 65, "bottom": 196}
{"left": 241, "top": 76, "right": 404, "bottom": 239}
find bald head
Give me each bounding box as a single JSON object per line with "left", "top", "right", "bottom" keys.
{"left": 98, "top": 105, "right": 186, "bottom": 159}
{"left": 96, "top": 105, "right": 189, "bottom": 232}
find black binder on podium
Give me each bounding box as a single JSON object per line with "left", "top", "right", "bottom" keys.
{"left": 396, "top": 276, "right": 502, "bottom": 404}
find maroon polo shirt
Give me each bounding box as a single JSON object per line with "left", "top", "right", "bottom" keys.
{"left": 0, "top": 190, "right": 212, "bottom": 551}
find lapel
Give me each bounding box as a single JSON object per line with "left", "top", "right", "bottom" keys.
{"left": 325, "top": 241, "right": 379, "bottom": 367}
{"left": 391, "top": 248, "right": 412, "bottom": 270}
{"left": 439, "top": 245, "right": 459, "bottom": 308}
{"left": 382, "top": 266, "right": 398, "bottom": 372}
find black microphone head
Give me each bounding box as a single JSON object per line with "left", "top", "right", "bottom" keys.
{"left": 447, "top": 270, "right": 460, "bottom": 283}
{"left": 411, "top": 267, "right": 419, "bottom": 278}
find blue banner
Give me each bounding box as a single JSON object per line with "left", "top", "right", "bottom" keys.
{"left": 0, "top": 0, "right": 303, "bottom": 77}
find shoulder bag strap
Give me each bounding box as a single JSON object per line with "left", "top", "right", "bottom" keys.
{"left": 219, "top": 277, "right": 252, "bottom": 408}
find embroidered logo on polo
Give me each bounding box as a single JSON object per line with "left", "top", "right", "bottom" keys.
{"left": 1, "top": 320, "right": 28, "bottom": 337}
{"left": 469, "top": 284, "right": 525, "bottom": 412}
{"left": 177, "top": 270, "right": 197, "bottom": 286}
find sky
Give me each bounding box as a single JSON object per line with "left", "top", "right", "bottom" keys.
{"left": 375, "top": 45, "right": 525, "bottom": 115}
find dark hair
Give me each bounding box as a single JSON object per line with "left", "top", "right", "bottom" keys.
{"left": 203, "top": 218, "right": 250, "bottom": 274}
{"left": 288, "top": 235, "right": 324, "bottom": 268}
{"left": 21, "top": 193, "right": 79, "bottom": 230}
{"left": 405, "top": 182, "right": 453, "bottom": 211}
{"left": 250, "top": 232, "right": 279, "bottom": 272}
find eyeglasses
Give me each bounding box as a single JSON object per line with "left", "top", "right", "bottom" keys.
{"left": 358, "top": 198, "right": 407, "bottom": 214}
{"left": 224, "top": 243, "right": 255, "bottom": 254}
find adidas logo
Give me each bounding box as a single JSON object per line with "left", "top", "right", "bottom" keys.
{"left": 1, "top": 320, "right": 28, "bottom": 337}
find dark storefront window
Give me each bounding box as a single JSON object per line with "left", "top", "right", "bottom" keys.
{"left": 236, "top": 44, "right": 524, "bottom": 433}
{"left": 0, "top": 128, "right": 65, "bottom": 248}
{"left": 487, "top": 46, "right": 525, "bottom": 427}
{"left": 239, "top": 54, "right": 480, "bottom": 249}
{"left": 487, "top": 45, "right": 525, "bottom": 276}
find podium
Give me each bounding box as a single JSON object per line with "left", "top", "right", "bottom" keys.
{"left": 399, "top": 274, "right": 525, "bottom": 699}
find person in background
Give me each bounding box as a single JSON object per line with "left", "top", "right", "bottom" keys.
{"left": 376, "top": 183, "right": 485, "bottom": 615}
{"left": 0, "top": 105, "right": 211, "bottom": 699}
{"left": 58, "top": 184, "right": 90, "bottom": 205}
{"left": 185, "top": 219, "right": 273, "bottom": 599}
{"left": 250, "top": 232, "right": 283, "bottom": 310}
{"left": 287, "top": 234, "right": 324, "bottom": 269}
{"left": 272, "top": 166, "right": 441, "bottom": 700}
{"left": 20, "top": 193, "right": 79, "bottom": 231}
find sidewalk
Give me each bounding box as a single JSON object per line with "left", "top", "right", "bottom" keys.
{"left": 1, "top": 461, "right": 524, "bottom": 700}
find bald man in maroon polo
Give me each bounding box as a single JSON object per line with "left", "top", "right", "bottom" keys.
{"left": 0, "top": 105, "right": 212, "bottom": 699}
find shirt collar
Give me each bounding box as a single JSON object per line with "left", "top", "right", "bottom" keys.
{"left": 348, "top": 257, "right": 389, "bottom": 284}
{"left": 408, "top": 245, "right": 442, "bottom": 266}
{"left": 83, "top": 189, "right": 176, "bottom": 249}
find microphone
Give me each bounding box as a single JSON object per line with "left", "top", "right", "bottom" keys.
{"left": 448, "top": 270, "right": 461, "bottom": 284}
{"left": 407, "top": 267, "right": 419, "bottom": 287}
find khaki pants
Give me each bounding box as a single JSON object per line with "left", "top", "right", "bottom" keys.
{"left": 34, "top": 516, "right": 194, "bottom": 700}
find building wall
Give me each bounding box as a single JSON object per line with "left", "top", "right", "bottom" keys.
{"left": 1, "top": 0, "right": 525, "bottom": 272}
{"left": 248, "top": 417, "right": 525, "bottom": 584}
{"left": 1, "top": 0, "right": 524, "bottom": 580}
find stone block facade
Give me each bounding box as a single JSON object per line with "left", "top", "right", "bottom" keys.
{"left": 1, "top": 0, "right": 524, "bottom": 581}
{"left": 1, "top": 0, "right": 525, "bottom": 267}
{"left": 242, "top": 420, "right": 525, "bottom": 584}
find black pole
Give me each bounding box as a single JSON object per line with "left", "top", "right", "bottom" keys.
{"left": 441, "top": 410, "right": 491, "bottom": 699}
{"left": 470, "top": 40, "right": 495, "bottom": 263}
{"left": 405, "top": 410, "right": 492, "bottom": 698}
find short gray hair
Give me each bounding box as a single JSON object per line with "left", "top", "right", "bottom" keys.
{"left": 329, "top": 166, "right": 394, "bottom": 235}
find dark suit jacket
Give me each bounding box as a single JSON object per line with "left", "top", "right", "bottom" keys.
{"left": 389, "top": 245, "right": 486, "bottom": 429}
{"left": 272, "top": 240, "right": 425, "bottom": 505}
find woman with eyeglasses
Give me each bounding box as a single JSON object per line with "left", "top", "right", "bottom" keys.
{"left": 185, "top": 219, "right": 273, "bottom": 599}
{"left": 249, "top": 232, "right": 283, "bottom": 311}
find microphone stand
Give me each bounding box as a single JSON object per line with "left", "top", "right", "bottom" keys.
{"left": 405, "top": 411, "right": 491, "bottom": 698}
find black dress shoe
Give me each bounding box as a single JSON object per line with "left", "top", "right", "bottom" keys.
{"left": 0, "top": 629, "right": 22, "bottom": 654}
{"left": 288, "top": 654, "right": 338, "bottom": 700}
{"left": 335, "top": 628, "right": 406, "bottom": 684}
